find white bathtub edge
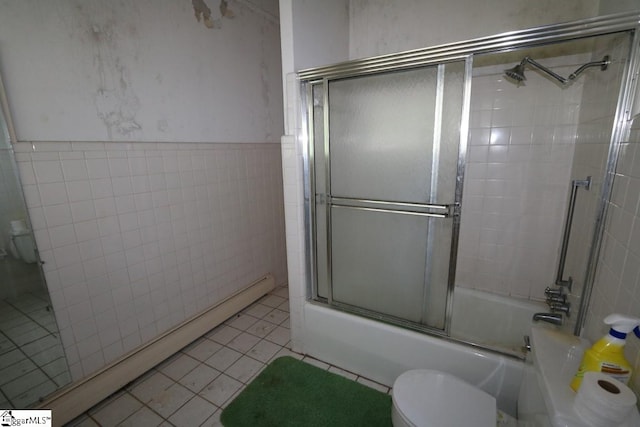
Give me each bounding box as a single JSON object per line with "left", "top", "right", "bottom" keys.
{"left": 302, "top": 302, "right": 525, "bottom": 415}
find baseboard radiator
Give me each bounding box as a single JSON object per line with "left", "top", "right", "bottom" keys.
{"left": 40, "top": 274, "right": 275, "bottom": 426}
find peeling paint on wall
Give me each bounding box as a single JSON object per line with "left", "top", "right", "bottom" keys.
{"left": 192, "top": 0, "right": 234, "bottom": 29}
{"left": 192, "top": 0, "right": 215, "bottom": 28}
{"left": 0, "top": 0, "right": 283, "bottom": 142}
{"left": 219, "top": 0, "right": 235, "bottom": 19}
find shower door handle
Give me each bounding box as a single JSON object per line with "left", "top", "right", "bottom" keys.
{"left": 328, "top": 197, "right": 456, "bottom": 218}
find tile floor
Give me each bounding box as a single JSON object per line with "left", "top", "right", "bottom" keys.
{"left": 0, "top": 290, "right": 71, "bottom": 408}
{"left": 66, "top": 285, "right": 390, "bottom": 426}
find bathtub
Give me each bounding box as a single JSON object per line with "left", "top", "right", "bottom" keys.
{"left": 451, "top": 286, "right": 550, "bottom": 355}
{"left": 300, "top": 302, "right": 527, "bottom": 416}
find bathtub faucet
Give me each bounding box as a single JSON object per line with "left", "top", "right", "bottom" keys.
{"left": 533, "top": 312, "right": 563, "bottom": 325}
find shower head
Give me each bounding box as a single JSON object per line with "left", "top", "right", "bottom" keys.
{"left": 505, "top": 61, "right": 527, "bottom": 82}
{"left": 505, "top": 56, "right": 567, "bottom": 85}
{"left": 505, "top": 55, "right": 611, "bottom": 86}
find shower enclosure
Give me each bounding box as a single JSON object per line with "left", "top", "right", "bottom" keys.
{"left": 300, "top": 13, "right": 640, "bottom": 358}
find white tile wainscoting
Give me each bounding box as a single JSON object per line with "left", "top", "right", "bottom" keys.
{"left": 13, "top": 141, "right": 287, "bottom": 382}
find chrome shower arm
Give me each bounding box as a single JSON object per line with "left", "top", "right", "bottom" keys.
{"left": 522, "top": 57, "right": 568, "bottom": 84}
{"left": 568, "top": 55, "right": 611, "bottom": 80}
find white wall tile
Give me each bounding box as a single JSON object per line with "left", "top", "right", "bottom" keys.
{"left": 39, "top": 182, "right": 68, "bottom": 206}
{"left": 33, "top": 161, "right": 64, "bottom": 183}
{"left": 61, "top": 159, "right": 88, "bottom": 181}
{"left": 24, "top": 141, "right": 286, "bottom": 380}
{"left": 66, "top": 181, "right": 92, "bottom": 202}
{"left": 457, "top": 58, "right": 581, "bottom": 299}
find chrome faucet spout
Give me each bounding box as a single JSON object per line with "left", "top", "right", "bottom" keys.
{"left": 533, "top": 312, "right": 563, "bottom": 325}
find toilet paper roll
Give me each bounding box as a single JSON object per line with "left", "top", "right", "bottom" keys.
{"left": 574, "top": 372, "right": 636, "bottom": 427}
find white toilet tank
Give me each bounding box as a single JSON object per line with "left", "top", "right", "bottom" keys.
{"left": 8, "top": 219, "right": 37, "bottom": 264}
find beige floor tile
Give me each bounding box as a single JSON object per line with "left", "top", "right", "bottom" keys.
{"left": 224, "top": 313, "right": 259, "bottom": 331}
{"left": 277, "top": 300, "right": 289, "bottom": 312}
{"left": 356, "top": 376, "right": 390, "bottom": 393}
{"left": 226, "top": 332, "right": 261, "bottom": 353}
{"left": 90, "top": 392, "right": 142, "bottom": 426}
{"left": 183, "top": 338, "right": 223, "bottom": 362}
{"left": 207, "top": 326, "right": 242, "bottom": 345}
{"left": 129, "top": 371, "right": 174, "bottom": 403}
{"left": 179, "top": 363, "right": 221, "bottom": 393}
{"left": 263, "top": 308, "right": 288, "bottom": 325}
{"left": 242, "top": 303, "right": 272, "bottom": 318}
{"left": 260, "top": 295, "right": 285, "bottom": 308}
{"left": 158, "top": 353, "right": 200, "bottom": 381}
{"left": 246, "top": 339, "right": 281, "bottom": 363}
{"left": 264, "top": 326, "right": 290, "bottom": 346}
{"left": 168, "top": 395, "right": 218, "bottom": 427}
{"left": 147, "top": 382, "right": 195, "bottom": 418}
{"left": 119, "top": 406, "right": 165, "bottom": 427}
{"left": 329, "top": 366, "right": 357, "bottom": 381}
{"left": 271, "top": 287, "right": 289, "bottom": 299}
{"left": 225, "top": 355, "right": 264, "bottom": 383}
{"left": 244, "top": 319, "right": 276, "bottom": 338}
{"left": 302, "top": 356, "right": 330, "bottom": 370}
{"left": 199, "top": 374, "right": 242, "bottom": 407}
{"left": 270, "top": 347, "right": 304, "bottom": 362}
{"left": 205, "top": 347, "right": 242, "bottom": 371}
{"left": 200, "top": 409, "right": 223, "bottom": 427}
{"left": 65, "top": 415, "right": 99, "bottom": 427}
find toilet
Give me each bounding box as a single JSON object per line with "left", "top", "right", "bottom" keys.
{"left": 7, "top": 219, "right": 37, "bottom": 264}
{"left": 391, "top": 369, "right": 497, "bottom": 427}
{"left": 390, "top": 326, "right": 640, "bottom": 427}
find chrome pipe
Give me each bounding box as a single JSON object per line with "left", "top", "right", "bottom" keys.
{"left": 533, "top": 312, "right": 563, "bottom": 325}
{"left": 568, "top": 55, "right": 611, "bottom": 80}
{"left": 555, "top": 176, "right": 591, "bottom": 290}
{"left": 523, "top": 56, "right": 568, "bottom": 84}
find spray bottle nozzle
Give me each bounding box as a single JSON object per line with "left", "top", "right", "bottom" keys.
{"left": 603, "top": 314, "right": 640, "bottom": 342}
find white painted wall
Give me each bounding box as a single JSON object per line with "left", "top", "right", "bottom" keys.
{"left": 0, "top": 0, "right": 288, "bottom": 383}
{"left": 0, "top": 0, "right": 283, "bottom": 143}
{"left": 348, "top": 0, "right": 599, "bottom": 59}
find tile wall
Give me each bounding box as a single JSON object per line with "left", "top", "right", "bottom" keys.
{"left": 558, "top": 32, "right": 640, "bottom": 401}
{"left": 585, "top": 115, "right": 640, "bottom": 399}
{"left": 457, "top": 55, "right": 586, "bottom": 300}
{"left": 280, "top": 73, "right": 306, "bottom": 354}
{"left": 13, "top": 141, "right": 287, "bottom": 381}
{"left": 562, "top": 33, "right": 631, "bottom": 334}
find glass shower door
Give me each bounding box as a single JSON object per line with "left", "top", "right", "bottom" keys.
{"left": 312, "top": 60, "right": 468, "bottom": 332}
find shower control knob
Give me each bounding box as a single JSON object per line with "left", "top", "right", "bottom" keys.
{"left": 545, "top": 287, "right": 563, "bottom": 297}
{"left": 546, "top": 295, "right": 567, "bottom": 304}
{"left": 550, "top": 302, "right": 571, "bottom": 316}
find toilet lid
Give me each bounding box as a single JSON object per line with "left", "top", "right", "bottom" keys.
{"left": 392, "top": 369, "right": 496, "bottom": 427}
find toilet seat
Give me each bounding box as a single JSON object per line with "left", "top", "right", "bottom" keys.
{"left": 392, "top": 369, "right": 496, "bottom": 427}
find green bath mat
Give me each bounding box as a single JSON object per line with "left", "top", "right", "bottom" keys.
{"left": 220, "top": 356, "right": 392, "bottom": 427}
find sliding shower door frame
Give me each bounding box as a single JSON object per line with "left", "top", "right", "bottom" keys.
{"left": 305, "top": 59, "right": 472, "bottom": 337}
{"left": 300, "top": 11, "right": 640, "bottom": 348}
